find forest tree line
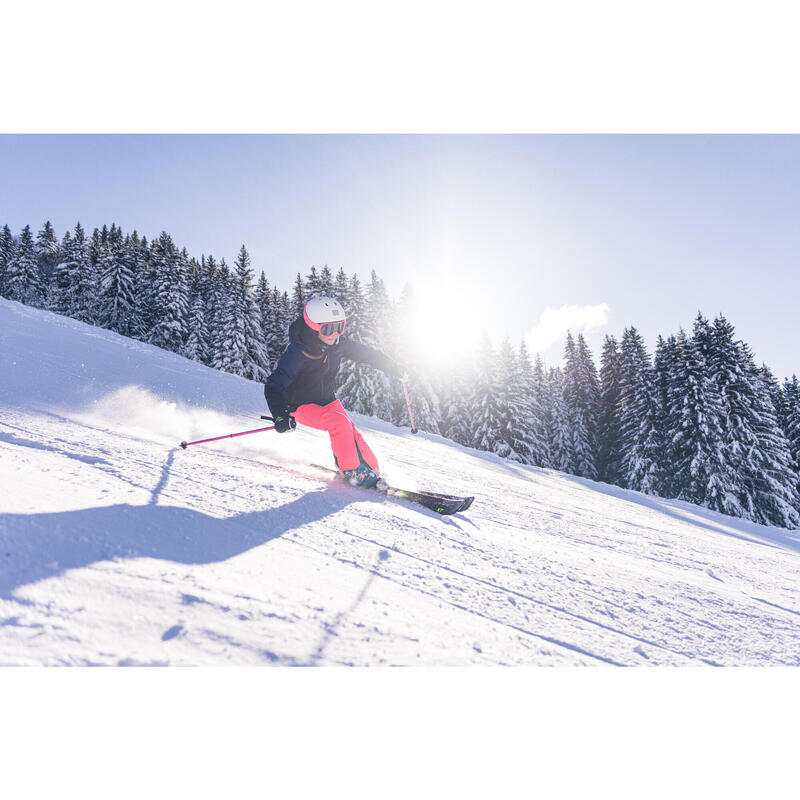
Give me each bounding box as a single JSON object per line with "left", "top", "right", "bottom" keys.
{"left": 2, "top": 220, "right": 799, "bottom": 528}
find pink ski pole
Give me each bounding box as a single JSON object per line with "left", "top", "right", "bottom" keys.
{"left": 402, "top": 380, "right": 418, "bottom": 434}
{"left": 179, "top": 418, "right": 275, "bottom": 449}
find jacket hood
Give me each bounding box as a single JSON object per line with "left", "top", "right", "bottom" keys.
{"left": 289, "top": 315, "right": 329, "bottom": 354}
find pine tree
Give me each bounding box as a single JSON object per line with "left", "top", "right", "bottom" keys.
{"left": 340, "top": 270, "right": 393, "bottom": 420}
{"left": 617, "top": 327, "right": 661, "bottom": 495}
{"left": 666, "top": 319, "right": 730, "bottom": 508}
{"left": 97, "top": 229, "right": 135, "bottom": 334}
{"left": 253, "top": 271, "right": 273, "bottom": 365}
{"left": 529, "top": 352, "right": 552, "bottom": 467}
{"left": 783, "top": 376, "right": 800, "bottom": 474}
{"left": 128, "top": 232, "right": 152, "bottom": 340}
{"left": 470, "top": 332, "right": 504, "bottom": 454}
{"left": 437, "top": 363, "right": 474, "bottom": 446}
{"left": 338, "top": 274, "right": 375, "bottom": 415}
{"left": 546, "top": 367, "right": 572, "bottom": 473}
{"left": 598, "top": 335, "right": 623, "bottom": 484}
{"left": 208, "top": 257, "right": 232, "bottom": 360}
{"left": 51, "top": 222, "right": 95, "bottom": 322}
{"left": 212, "top": 245, "right": 269, "bottom": 380}
{"left": 761, "top": 364, "right": 788, "bottom": 433}
{"left": 742, "top": 348, "right": 800, "bottom": 528}
{"left": 512, "top": 340, "right": 548, "bottom": 465}
{"left": 183, "top": 295, "right": 210, "bottom": 364}
{"left": 653, "top": 335, "right": 680, "bottom": 497}
{"left": 5, "top": 225, "right": 45, "bottom": 306}
{"left": 319, "top": 264, "right": 335, "bottom": 296}
{"left": 0, "top": 224, "right": 17, "bottom": 298}
{"left": 493, "top": 339, "right": 529, "bottom": 462}
{"left": 563, "top": 332, "right": 600, "bottom": 479}
{"left": 266, "top": 286, "right": 290, "bottom": 369}
{"left": 333, "top": 267, "right": 350, "bottom": 309}
{"left": 291, "top": 272, "right": 306, "bottom": 316}
{"left": 35, "top": 220, "right": 60, "bottom": 290}
{"left": 147, "top": 231, "right": 189, "bottom": 352}
{"left": 306, "top": 266, "right": 322, "bottom": 297}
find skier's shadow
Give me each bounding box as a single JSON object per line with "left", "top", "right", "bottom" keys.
{"left": 0, "top": 487, "right": 356, "bottom": 601}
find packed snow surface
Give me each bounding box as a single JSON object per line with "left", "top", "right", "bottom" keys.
{"left": 1, "top": 297, "right": 799, "bottom": 666}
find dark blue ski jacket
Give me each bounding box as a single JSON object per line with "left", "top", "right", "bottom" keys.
{"left": 264, "top": 316, "right": 402, "bottom": 418}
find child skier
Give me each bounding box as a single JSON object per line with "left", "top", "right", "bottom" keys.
{"left": 265, "top": 295, "right": 405, "bottom": 487}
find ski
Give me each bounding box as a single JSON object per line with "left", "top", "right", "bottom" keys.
{"left": 312, "top": 465, "right": 474, "bottom": 516}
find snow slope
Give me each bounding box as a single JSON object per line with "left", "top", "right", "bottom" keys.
{"left": 2, "top": 297, "right": 799, "bottom": 666}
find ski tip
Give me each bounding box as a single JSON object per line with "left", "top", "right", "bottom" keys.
{"left": 179, "top": 441, "right": 187, "bottom": 449}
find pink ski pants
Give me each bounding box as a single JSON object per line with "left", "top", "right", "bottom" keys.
{"left": 292, "top": 399, "right": 379, "bottom": 472}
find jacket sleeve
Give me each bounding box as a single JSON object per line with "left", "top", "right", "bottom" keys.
{"left": 264, "top": 344, "right": 306, "bottom": 417}
{"left": 338, "top": 339, "right": 403, "bottom": 377}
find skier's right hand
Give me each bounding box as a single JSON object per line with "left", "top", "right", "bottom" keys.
{"left": 274, "top": 415, "right": 297, "bottom": 434}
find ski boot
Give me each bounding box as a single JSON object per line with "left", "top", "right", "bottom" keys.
{"left": 342, "top": 463, "right": 380, "bottom": 488}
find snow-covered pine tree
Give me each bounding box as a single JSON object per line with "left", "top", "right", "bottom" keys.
{"left": 783, "top": 375, "right": 800, "bottom": 477}
{"left": 505, "top": 339, "right": 547, "bottom": 465}
{"left": 183, "top": 294, "right": 210, "bottom": 364}
{"left": 666, "top": 319, "right": 730, "bottom": 508}
{"left": 333, "top": 267, "right": 350, "bottom": 309}
{"left": 197, "top": 255, "right": 218, "bottom": 346}
{"left": 49, "top": 230, "right": 71, "bottom": 315}
{"left": 386, "top": 284, "right": 413, "bottom": 427}
{"left": 493, "top": 338, "right": 528, "bottom": 462}
{"left": 0, "top": 224, "right": 15, "bottom": 297}
{"left": 319, "top": 265, "right": 335, "bottom": 296}
{"left": 652, "top": 334, "right": 682, "bottom": 498}
{"left": 97, "top": 228, "right": 135, "bottom": 334}
{"left": 702, "top": 314, "right": 767, "bottom": 520}
{"left": 291, "top": 272, "right": 306, "bottom": 316}
{"left": 742, "top": 347, "right": 800, "bottom": 528}
{"left": 353, "top": 270, "right": 394, "bottom": 420}
{"left": 70, "top": 222, "right": 95, "bottom": 323}
{"left": 439, "top": 369, "right": 468, "bottom": 445}
{"left": 253, "top": 271, "right": 273, "bottom": 366}
{"left": 87, "top": 227, "right": 105, "bottom": 310}
{"left": 5, "top": 225, "right": 45, "bottom": 306}
{"left": 35, "top": 221, "right": 60, "bottom": 291}
{"left": 212, "top": 245, "right": 269, "bottom": 381}
{"left": 529, "top": 352, "right": 552, "bottom": 467}
{"left": 562, "top": 332, "right": 600, "bottom": 479}
{"left": 147, "top": 231, "right": 189, "bottom": 353}
{"left": 305, "top": 266, "right": 322, "bottom": 297}
{"left": 128, "top": 232, "right": 152, "bottom": 341}
{"left": 338, "top": 273, "right": 376, "bottom": 415}
{"left": 208, "top": 258, "right": 233, "bottom": 362}
{"left": 760, "top": 364, "right": 788, "bottom": 433}
{"left": 598, "top": 334, "right": 623, "bottom": 484}
{"left": 616, "top": 327, "right": 662, "bottom": 495}
{"left": 470, "top": 331, "right": 504, "bottom": 455}
{"left": 546, "top": 366, "right": 572, "bottom": 473}
{"left": 266, "top": 286, "right": 291, "bottom": 369}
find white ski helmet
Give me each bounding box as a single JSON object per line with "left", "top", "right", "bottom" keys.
{"left": 303, "top": 295, "right": 346, "bottom": 336}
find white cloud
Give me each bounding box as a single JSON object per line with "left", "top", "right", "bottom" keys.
{"left": 526, "top": 303, "right": 610, "bottom": 354}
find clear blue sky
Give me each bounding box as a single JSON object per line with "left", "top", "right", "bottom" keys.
{"left": 1, "top": 134, "right": 798, "bottom": 379}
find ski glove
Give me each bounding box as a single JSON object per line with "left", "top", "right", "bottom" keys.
{"left": 274, "top": 415, "right": 297, "bottom": 434}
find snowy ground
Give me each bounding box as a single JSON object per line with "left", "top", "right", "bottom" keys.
{"left": 2, "top": 297, "right": 800, "bottom": 666}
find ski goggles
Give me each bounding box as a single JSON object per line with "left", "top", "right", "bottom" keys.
{"left": 319, "top": 320, "right": 346, "bottom": 336}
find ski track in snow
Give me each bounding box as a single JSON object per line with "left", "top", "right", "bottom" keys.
{"left": 2, "top": 297, "right": 800, "bottom": 666}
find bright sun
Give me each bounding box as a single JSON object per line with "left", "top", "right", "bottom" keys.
{"left": 403, "top": 278, "right": 484, "bottom": 369}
